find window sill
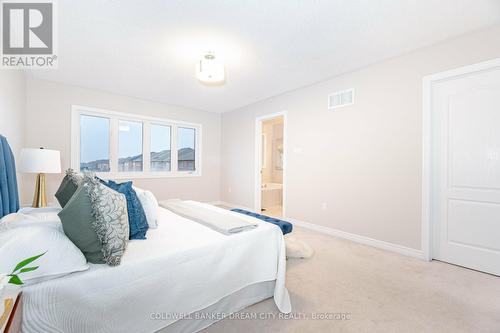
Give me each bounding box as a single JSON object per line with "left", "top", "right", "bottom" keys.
{"left": 94, "top": 171, "right": 201, "bottom": 180}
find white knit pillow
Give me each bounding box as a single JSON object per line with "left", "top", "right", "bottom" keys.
{"left": 134, "top": 187, "right": 158, "bottom": 229}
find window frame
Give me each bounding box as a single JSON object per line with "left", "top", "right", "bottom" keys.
{"left": 71, "top": 105, "right": 202, "bottom": 179}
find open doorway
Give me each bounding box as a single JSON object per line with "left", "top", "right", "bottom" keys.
{"left": 255, "top": 112, "right": 286, "bottom": 217}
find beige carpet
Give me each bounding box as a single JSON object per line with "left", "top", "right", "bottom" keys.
{"left": 203, "top": 226, "right": 500, "bottom": 333}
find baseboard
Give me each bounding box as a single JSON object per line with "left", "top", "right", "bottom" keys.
{"left": 212, "top": 201, "right": 424, "bottom": 260}
{"left": 290, "top": 219, "right": 424, "bottom": 259}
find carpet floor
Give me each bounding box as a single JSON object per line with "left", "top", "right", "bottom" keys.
{"left": 203, "top": 226, "right": 500, "bottom": 333}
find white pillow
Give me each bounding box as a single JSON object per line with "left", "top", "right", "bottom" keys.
{"left": 0, "top": 226, "right": 89, "bottom": 285}
{"left": 1, "top": 212, "right": 38, "bottom": 224}
{"left": 0, "top": 213, "right": 63, "bottom": 233}
{"left": 17, "top": 206, "right": 62, "bottom": 222}
{"left": 134, "top": 187, "right": 159, "bottom": 228}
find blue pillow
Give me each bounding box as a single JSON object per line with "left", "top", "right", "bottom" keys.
{"left": 105, "top": 180, "right": 148, "bottom": 240}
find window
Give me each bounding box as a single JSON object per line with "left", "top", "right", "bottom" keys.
{"left": 71, "top": 106, "right": 201, "bottom": 178}
{"left": 119, "top": 120, "right": 143, "bottom": 172}
{"left": 79, "top": 115, "right": 110, "bottom": 172}
{"left": 177, "top": 127, "right": 196, "bottom": 171}
{"left": 150, "top": 124, "right": 171, "bottom": 172}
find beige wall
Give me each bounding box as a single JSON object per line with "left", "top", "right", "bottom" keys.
{"left": 221, "top": 25, "right": 500, "bottom": 250}
{"left": 23, "top": 78, "right": 221, "bottom": 205}
{"left": 0, "top": 71, "right": 26, "bottom": 199}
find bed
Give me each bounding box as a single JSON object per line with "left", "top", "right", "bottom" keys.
{"left": 20, "top": 202, "right": 291, "bottom": 333}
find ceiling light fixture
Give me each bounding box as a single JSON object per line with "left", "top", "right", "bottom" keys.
{"left": 196, "top": 52, "right": 225, "bottom": 85}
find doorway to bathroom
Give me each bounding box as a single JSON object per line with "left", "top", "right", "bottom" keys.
{"left": 255, "top": 112, "right": 286, "bottom": 218}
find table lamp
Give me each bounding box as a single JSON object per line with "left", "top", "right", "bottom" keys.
{"left": 19, "top": 148, "right": 61, "bottom": 208}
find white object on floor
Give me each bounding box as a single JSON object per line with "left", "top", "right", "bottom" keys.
{"left": 285, "top": 236, "right": 313, "bottom": 259}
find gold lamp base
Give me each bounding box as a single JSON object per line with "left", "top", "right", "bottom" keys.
{"left": 32, "top": 173, "right": 47, "bottom": 208}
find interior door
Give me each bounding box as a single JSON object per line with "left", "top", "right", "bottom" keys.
{"left": 431, "top": 64, "right": 500, "bottom": 276}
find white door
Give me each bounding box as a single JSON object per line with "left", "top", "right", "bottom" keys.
{"left": 431, "top": 63, "right": 500, "bottom": 276}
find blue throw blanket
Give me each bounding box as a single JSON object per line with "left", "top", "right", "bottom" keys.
{"left": 0, "top": 135, "right": 19, "bottom": 218}
{"left": 230, "top": 208, "right": 293, "bottom": 235}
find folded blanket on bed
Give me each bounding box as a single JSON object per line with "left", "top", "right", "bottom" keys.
{"left": 160, "top": 199, "right": 258, "bottom": 235}
{"left": 230, "top": 209, "right": 293, "bottom": 235}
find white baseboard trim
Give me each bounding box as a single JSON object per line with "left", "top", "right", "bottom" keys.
{"left": 211, "top": 201, "right": 424, "bottom": 260}
{"left": 290, "top": 219, "right": 424, "bottom": 260}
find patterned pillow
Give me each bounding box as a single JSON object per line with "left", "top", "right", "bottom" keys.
{"left": 105, "top": 180, "right": 148, "bottom": 240}
{"left": 55, "top": 169, "right": 82, "bottom": 208}
{"left": 85, "top": 175, "right": 129, "bottom": 266}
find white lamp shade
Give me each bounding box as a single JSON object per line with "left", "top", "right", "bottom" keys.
{"left": 19, "top": 148, "right": 61, "bottom": 174}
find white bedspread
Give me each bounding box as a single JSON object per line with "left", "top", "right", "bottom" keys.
{"left": 22, "top": 203, "right": 291, "bottom": 333}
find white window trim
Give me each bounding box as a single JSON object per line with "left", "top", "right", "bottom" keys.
{"left": 71, "top": 105, "right": 202, "bottom": 179}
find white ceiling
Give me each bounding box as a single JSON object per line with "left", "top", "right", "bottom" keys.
{"left": 30, "top": 0, "right": 500, "bottom": 113}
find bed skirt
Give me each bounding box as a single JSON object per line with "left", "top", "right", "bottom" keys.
{"left": 156, "top": 281, "right": 275, "bottom": 333}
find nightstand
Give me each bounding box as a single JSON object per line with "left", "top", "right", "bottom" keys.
{"left": 0, "top": 288, "right": 22, "bottom": 333}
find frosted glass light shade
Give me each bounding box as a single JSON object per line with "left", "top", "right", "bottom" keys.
{"left": 196, "top": 53, "right": 225, "bottom": 84}
{"left": 19, "top": 148, "right": 61, "bottom": 174}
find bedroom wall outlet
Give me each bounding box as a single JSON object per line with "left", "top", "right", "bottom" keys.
{"left": 321, "top": 202, "right": 327, "bottom": 211}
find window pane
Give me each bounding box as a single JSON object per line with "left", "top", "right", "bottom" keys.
{"left": 80, "top": 115, "right": 110, "bottom": 172}
{"left": 177, "top": 127, "right": 195, "bottom": 171}
{"left": 118, "top": 120, "right": 143, "bottom": 172}
{"left": 150, "top": 124, "right": 171, "bottom": 171}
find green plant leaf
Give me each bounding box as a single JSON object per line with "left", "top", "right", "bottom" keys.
{"left": 11, "top": 252, "right": 46, "bottom": 274}
{"left": 8, "top": 275, "right": 23, "bottom": 285}
{"left": 19, "top": 266, "right": 39, "bottom": 273}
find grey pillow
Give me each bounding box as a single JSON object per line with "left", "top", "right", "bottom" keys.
{"left": 58, "top": 175, "right": 129, "bottom": 266}
{"left": 58, "top": 183, "right": 104, "bottom": 264}
{"left": 55, "top": 169, "right": 82, "bottom": 208}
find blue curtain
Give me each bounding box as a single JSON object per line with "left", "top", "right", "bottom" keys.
{"left": 0, "top": 135, "right": 19, "bottom": 218}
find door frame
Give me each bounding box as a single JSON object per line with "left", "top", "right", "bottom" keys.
{"left": 422, "top": 57, "right": 500, "bottom": 261}
{"left": 254, "top": 111, "right": 287, "bottom": 216}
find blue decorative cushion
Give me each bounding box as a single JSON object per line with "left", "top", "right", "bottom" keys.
{"left": 230, "top": 209, "right": 293, "bottom": 235}
{"left": 105, "top": 180, "right": 148, "bottom": 240}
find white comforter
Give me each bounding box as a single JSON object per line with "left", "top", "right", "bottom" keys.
{"left": 22, "top": 203, "right": 291, "bottom": 333}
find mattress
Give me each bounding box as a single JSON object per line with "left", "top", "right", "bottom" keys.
{"left": 22, "top": 204, "right": 290, "bottom": 333}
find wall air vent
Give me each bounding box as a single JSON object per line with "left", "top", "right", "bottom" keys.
{"left": 328, "top": 88, "right": 354, "bottom": 109}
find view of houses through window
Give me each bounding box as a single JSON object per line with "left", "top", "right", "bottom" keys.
{"left": 177, "top": 127, "right": 196, "bottom": 171}
{"left": 150, "top": 124, "right": 171, "bottom": 171}
{"left": 118, "top": 120, "right": 144, "bottom": 172}
{"left": 77, "top": 109, "right": 199, "bottom": 176}
{"left": 80, "top": 115, "right": 110, "bottom": 172}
